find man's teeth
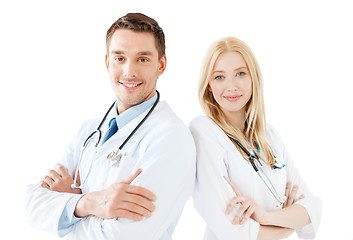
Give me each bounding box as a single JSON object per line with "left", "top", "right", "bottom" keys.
{"left": 123, "top": 83, "right": 139, "bottom": 88}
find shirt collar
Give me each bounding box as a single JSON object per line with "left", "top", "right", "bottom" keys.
{"left": 113, "top": 92, "right": 157, "bottom": 130}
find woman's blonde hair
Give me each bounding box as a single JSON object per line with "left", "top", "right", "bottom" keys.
{"left": 199, "top": 36, "right": 275, "bottom": 166}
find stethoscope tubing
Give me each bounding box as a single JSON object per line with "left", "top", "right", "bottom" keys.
{"left": 232, "top": 138, "right": 286, "bottom": 204}
{"left": 71, "top": 91, "right": 160, "bottom": 189}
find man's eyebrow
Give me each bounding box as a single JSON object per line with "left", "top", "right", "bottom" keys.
{"left": 110, "top": 50, "right": 124, "bottom": 55}
{"left": 109, "top": 50, "right": 154, "bottom": 56}
{"left": 137, "top": 51, "right": 154, "bottom": 56}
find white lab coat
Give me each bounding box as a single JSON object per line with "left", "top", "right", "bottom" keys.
{"left": 25, "top": 101, "right": 196, "bottom": 240}
{"left": 189, "top": 116, "right": 322, "bottom": 240}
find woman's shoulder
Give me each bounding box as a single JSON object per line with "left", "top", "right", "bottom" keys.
{"left": 265, "top": 123, "right": 286, "bottom": 152}
{"left": 189, "top": 115, "right": 215, "bottom": 128}
{"left": 189, "top": 116, "right": 222, "bottom": 134}
{"left": 189, "top": 116, "right": 227, "bottom": 142}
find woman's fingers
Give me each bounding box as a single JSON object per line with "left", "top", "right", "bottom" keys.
{"left": 226, "top": 196, "right": 256, "bottom": 225}
{"left": 232, "top": 198, "right": 251, "bottom": 224}
{"left": 283, "top": 182, "right": 305, "bottom": 208}
{"left": 295, "top": 194, "right": 305, "bottom": 203}
{"left": 240, "top": 202, "right": 256, "bottom": 224}
{"left": 224, "top": 176, "right": 242, "bottom": 196}
{"left": 284, "top": 182, "right": 291, "bottom": 208}
{"left": 226, "top": 196, "right": 244, "bottom": 214}
{"left": 230, "top": 198, "right": 255, "bottom": 225}
{"left": 287, "top": 185, "right": 298, "bottom": 205}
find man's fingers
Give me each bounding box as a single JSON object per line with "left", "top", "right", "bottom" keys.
{"left": 117, "top": 201, "right": 153, "bottom": 218}
{"left": 43, "top": 176, "right": 54, "bottom": 187}
{"left": 125, "top": 194, "right": 156, "bottom": 213}
{"left": 40, "top": 180, "right": 49, "bottom": 189}
{"left": 55, "top": 163, "right": 70, "bottom": 178}
{"left": 126, "top": 185, "right": 157, "bottom": 203}
{"left": 114, "top": 209, "right": 144, "bottom": 221}
{"left": 224, "top": 176, "right": 242, "bottom": 196}
{"left": 47, "top": 170, "right": 61, "bottom": 182}
{"left": 123, "top": 169, "right": 143, "bottom": 184}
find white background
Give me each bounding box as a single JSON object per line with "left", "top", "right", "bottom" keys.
{"left": 1, "top": 0, "right": 352, "bottom": 239}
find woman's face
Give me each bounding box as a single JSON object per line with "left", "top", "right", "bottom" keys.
{"left": 208, "top": 51, "right": 252, "bottom": 119}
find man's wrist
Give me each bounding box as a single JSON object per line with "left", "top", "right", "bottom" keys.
{"left": 74, "top": 193, "right": 91, "bottom": 218}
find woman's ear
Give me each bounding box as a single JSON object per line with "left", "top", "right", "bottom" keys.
{"left": 208, "top": 85, "right": 212, "bottom": 92}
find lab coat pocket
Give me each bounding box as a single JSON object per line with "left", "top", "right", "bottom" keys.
{"left": 113, "top": 154, "right": 139, "bottom": 181}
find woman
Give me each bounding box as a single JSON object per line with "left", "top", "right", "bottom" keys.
{"left": 189, "top": 37, "right": 322, "bottom": 239}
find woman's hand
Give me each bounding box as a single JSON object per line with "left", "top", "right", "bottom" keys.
{"left": 40, "top": 163, "right": 82, "bottom": 194}
{"left": 224, "top": 177, "right": 269, "bottom": 225}
{"left": 283, "top": 182, "right": 304, "bottom": 208}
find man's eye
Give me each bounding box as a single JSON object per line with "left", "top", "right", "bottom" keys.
{"left": 138, "top": 58, "right": 148, "bottom": 62}
{"left": 236, "top": 72, "right": 246, "bottom": 77}
{"left": 115, "top": 57, "right": 124, "bottom": 62}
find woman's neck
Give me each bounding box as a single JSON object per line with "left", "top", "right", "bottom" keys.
{"left": 223, "top": 110, "right": 246, "bottom": 133}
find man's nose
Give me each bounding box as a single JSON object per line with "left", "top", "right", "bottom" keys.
{"left": 123, "top": 61, "right": 137, "bottom": 79}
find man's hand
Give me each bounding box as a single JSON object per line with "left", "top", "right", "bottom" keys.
{"left": 40, "top": 164, "right": 81, "bottom": 194}
{"left": 75, "top": 169, "right": 156, "bottom": 221}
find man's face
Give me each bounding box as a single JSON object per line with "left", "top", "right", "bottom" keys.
{"left": 105, "top": 29, "right": 166, "bottom": 113}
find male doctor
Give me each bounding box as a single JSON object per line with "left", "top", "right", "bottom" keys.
{"left": 25, "top": 13, "right": 196, "bottom": 239}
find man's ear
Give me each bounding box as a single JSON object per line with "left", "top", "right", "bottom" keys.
{"left": 158, "top": 55, "right": 167, "bottom": 75}
{"left": 105, "top": 54, "right": 109, "bottom": 70}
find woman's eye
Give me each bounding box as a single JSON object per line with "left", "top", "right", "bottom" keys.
{"left": 236, "top": 72, "right": 246, "bottom": 77}
{"left": 215, "top": 75, "right": 224, "bottom": 80}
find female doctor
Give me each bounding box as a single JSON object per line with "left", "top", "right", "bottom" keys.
{"left": 189, "top": 37, "right": 322, "bottom": 239}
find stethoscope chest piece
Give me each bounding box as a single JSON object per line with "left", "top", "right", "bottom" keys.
{"left": 107, "top": 150, "right": 122, "bottom": 166}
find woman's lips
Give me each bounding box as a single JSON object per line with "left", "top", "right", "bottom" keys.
{"left": 223, "top": 95, "right": 242, "bottom": 102}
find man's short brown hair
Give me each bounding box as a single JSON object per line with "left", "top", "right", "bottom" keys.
{"left": 106, "top": 13, "right": 165, "bottom": 59}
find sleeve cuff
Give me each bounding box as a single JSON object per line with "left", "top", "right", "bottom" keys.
{"left": 58, "top": 194, "right": 85, "bottom": 231}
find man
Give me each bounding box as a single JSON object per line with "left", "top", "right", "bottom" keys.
{"left": 25, "top": 13, "right": 196, "bottom": 239}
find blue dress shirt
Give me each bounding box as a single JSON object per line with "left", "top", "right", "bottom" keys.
{"left": 58, "top": 93, "right": 158, "bottom": 230}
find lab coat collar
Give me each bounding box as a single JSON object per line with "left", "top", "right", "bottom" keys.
{"left": 115, "top": 92, "right": 157, "bottom": 130}
{"left": 95, "top": 98, "right": 163, "bottom": 159}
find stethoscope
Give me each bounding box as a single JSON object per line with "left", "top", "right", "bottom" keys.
{"left": 71, "top": 90, "right": 160, "bottom": 189}
{"left": 232, "top": 137, "right": 287, "bottom": 204}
